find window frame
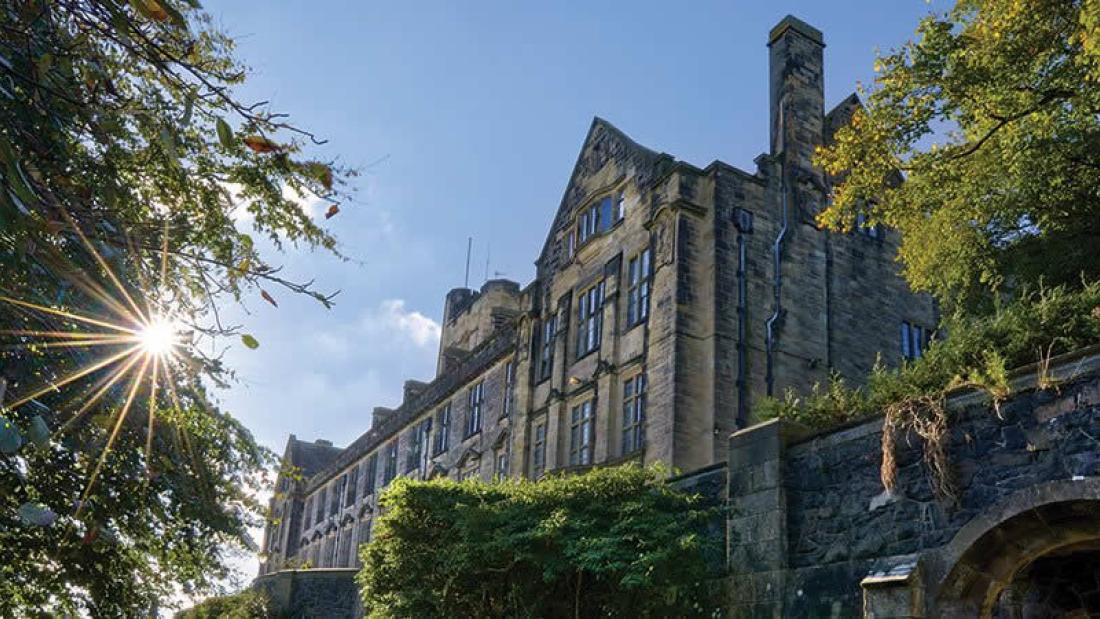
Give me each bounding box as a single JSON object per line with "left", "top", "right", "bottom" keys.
{"left": 572, "top": 193, "right": 624, "bottom": 253}
{"left": 569, "top": 398, "right": 596, "bottom": 466}
{"left": 433, "top": 402, "right": 452, "bottom": 455}
{"left": 502, "top": 359, "right": 516, "bottom": 419}
{"left": 345, "top": 465, "right": 359, "bottom": 507}
{"left": 532, "top": 421, "right": 547, "bottom": 477}
{"left": 626, "top": 247, "right": 652, "bottom": 328}
{"left": 382, "top": 441, "right": 398, "bottom": 486}
{"left": 363, "top": 453, "right": 378, "bottom": 496}
{"left": 314, "top": 488, "right": 325, "bottom": 523}
{"left": 622, "top": 373, "right": 647, "bottom": 455}
{"left": 576, "top": 281, "right": 605, "bottom": 358}
{"left": 901, "top": 321, "right": 930, "bottom": 360}
{"left": 537, "top": 316, "right": 555, "bottom": 382}
{"left": 465, "top": 381, "right": 484, "bottom": 438}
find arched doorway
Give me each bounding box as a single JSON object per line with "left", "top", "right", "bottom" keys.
{"left": 932, "top": 481, "right": 1100, "bottom": 618}
{"left": 991, "top": 541, "right": 1100, "bottom": 618}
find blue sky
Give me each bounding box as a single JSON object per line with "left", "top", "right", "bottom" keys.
{"left": 204, "top": 0, "right": 945, "bottom": 456}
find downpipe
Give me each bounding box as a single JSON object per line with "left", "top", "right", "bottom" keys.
{"left": 765, "top": 163, "right": 789, "bottom": 397}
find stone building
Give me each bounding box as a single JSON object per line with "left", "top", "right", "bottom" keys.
{"left": 258, "top": 14, "right": 936, "bottom": 581}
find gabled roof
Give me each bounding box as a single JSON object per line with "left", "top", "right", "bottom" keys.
{"left": 536, "top": 117, "right": 673, "bottom": 269}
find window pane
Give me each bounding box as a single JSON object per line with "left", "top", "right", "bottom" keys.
{"left": 599, "top": 197, "right": 613, "bottom": 232}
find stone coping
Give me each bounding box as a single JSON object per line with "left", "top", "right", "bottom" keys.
{"left": 783, "top": 345, "right": 1100, "bottom": 455}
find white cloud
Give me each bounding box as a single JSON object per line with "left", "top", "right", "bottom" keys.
{"left": 360, "top": 299, "right": 441, "bottom": 348}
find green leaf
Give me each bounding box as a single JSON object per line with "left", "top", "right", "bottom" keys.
{"left": 216, "top": 117, "right": 234, "bottom": 149}
{"left": 18, "top": 503, "right": 57, "bottom": 527}
{"left": 0, "top": 416, "right": 22, "bottom": 454}
{"left": 28, "top": 415, "right": 49, "bottom": 446}
{"left": 241, "top": 334, "right": 259, "bottom": 349}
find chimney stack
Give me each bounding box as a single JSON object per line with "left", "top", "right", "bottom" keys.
{"left": 768, "top": 15, "right": 826, "bottom": 210}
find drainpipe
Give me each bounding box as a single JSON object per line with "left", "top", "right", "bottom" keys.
{"left": 765, "top": 162, "right": 789, "bottom": 397}
{"left": 733, "top": 208, "right": 753, "bottom": 428}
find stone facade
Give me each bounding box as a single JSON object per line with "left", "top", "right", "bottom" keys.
{"left": 257, "top": 13, "right": 937, "bottom": 607}
{"left": 727, "top": 347, "right": 1100, "bottom": 617}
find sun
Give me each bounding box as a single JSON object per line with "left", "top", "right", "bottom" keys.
{"left": 138, "top": 315, "right": 179, "bottom": 358}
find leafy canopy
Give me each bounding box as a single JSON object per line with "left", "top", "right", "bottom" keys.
{"left": 817, "top": 0, "right": 1100, "bottom": 309}
{"left": 1, "top": 0, "right": 352, "bottom": 614}
{"left": 358, "top": 464, "right": 724, "bottom": 619}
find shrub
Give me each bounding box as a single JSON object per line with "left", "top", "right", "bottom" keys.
{"left": 175, "top": 589, "right": 270, "bottom": 619}
{"left": 357, "top": 464, "right": 723, "bottom": 619}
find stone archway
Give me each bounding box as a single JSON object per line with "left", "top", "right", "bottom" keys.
{"left": 931, "top": 480, "right": 1100, "bottom": 618}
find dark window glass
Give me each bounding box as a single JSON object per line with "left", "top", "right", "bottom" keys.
{"left": 538, "top": 317, "right": 555, "bottom": 381}
{"left": 303, "top": 497, "right": 312, "bottom": 529}
{"left": 576, "top": 281, "right": 605, "bottom": 357}
{"left": 382, "top": 442, "right": 397, "bottom": 485}
{"left": 364, "top": 453, "right": 378, "bottom": 495}
{"left": 622, "top": 373, "right": 647, "bottom": 454}
{"left": 315, "top": 488, "right": 325, "bottom": 523}
{"left": 345, "top": 465, "right": 359, "bottom": 506}
{"left": 532, "top": 422, "right": 546, "bottom": 477}
{"left": 627, "top": 248, "right": 652, "bottom": 327}
{"left": 901, "top": 321, "right": 931, "bottom": 360}
{"left": 495, "top": 445, "right": 509, "bottom": 478}
{"left": 434, "top": 403, "right": 451, "bottom": 454}
{"left": 502, "top": 360, "right": 516, "bottom": 418}
{"left": 465, "top": 382, "right": 484, "bottom": 437}
{"left": 598, "top": 196, "right": 613, "bottom": 233}
{"left": 329, "top": 477, "right": 343, "bottom": 516}
{"left": 569, "top": 399, "right": 596, "bottom": 466}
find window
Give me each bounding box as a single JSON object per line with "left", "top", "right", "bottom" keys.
{"left": 407, "top": 418, "right": 431, "bottom": 475}
{"left": 855, "top": 211, "right": 881, "bottom": 239}
{"left": 345, "top": 465, "right": 358, "bottom": 507}
{"left": 569, "top": 399, "right": 596, "bottom": 466}
{"left": 314, "top": 488, "right": 325, "bottom": 523}
{"left": 502, "top": 360, "right": 516, "bottom": 419}
{"left": 574, "top": 195, "right": 623, "bottom": 249}
{"left": 329, "top": 477, "right": 343, "bottom": 516}
{"left": 627, "top": 248, "right": 652, "bottom": 327}
{"left": 495, "top": 444, "right": 510, "bottom": 479}
{"left": 465, "top": 381, "right": 484, "bottom": 437}
{"left": 382, "top": 441, "right": 397, "bottom": 486}
{"left": 434, "top": 403, "right": 451, "bottom": 454}
{"left": 364, "top": 453, "right": 378, "bottom": 496}
{"left": 303, "top": 496, "right": 312, "bottom": 529}
{"left": 538, "top": 317, "right": 555, "bottom": 381}
{"left": 901, "top": 321, "right": 931, "bottom": 360}
{"left": 622, "top": 373, "right": 647, "bottom": 455}
{"left": 532, "top": 422, "right": 546, "bottom": 477}
{"left": 576, "top": 281, "right": 605, "bottom": 357}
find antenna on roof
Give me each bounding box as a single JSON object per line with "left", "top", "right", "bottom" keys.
{"left": 464, "top": 236, "right": 472, "bottom": 288}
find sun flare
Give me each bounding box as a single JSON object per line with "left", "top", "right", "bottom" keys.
{"left": 138, "top": 316, "right": 179, "bottom": 358}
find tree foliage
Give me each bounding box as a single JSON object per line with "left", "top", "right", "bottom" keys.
{"left": 1, "top": 0, "right": 351, "bottom": 613}
{"left": 357, "top": 464, "right": 724, "bottom": 619}
{"left": 817, "top": 0, "right": 1100, "bottom": 309}
{"left": 175, "top": 588, "right": 270, "bottom": 619}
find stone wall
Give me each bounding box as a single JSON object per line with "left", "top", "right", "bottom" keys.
{"left": 254, "top": 569, "right": 361, "bottom": 618}
{"left": 727, "top": 349, "right": 1100, "bottom": 617}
